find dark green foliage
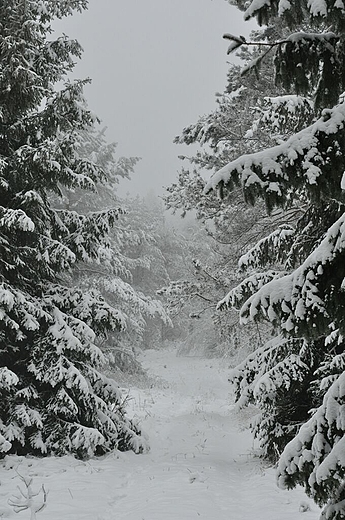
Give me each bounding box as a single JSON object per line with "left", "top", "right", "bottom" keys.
{"left": 208, "top": 1, "right": 345, "bottom": 517}
{"left": 0, "top": 0, "right": 147, "bottom": 458}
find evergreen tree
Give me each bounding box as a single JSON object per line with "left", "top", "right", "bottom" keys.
{"left": 0, "top": 0, "right": 147, "bottom": 458}
{"left": 58, "top": 130, "right": 171, "bottom": 372}
{"left": 204, "top": 0, "right": 345, "bottom": 516}
{"left": 119, "top": 194, "right": 176, "bottom": 350}
{"left": 163, "top": 40, "right": 291, "bottom": 358}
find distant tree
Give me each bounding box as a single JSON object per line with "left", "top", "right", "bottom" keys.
{"left": 57, "top": 130, "right": 171, "bottom": 372}
{"left": 206, "top": 1, "right": 345, "bottom": 517}
{"left": 0, "top": 0, "right": 146, "bottom": 458}
{"left": 156, "top": 220, "right": 241, "bottom": 357}
{"left": 163, "top": 37, "right": 293, "bottom": 357}
{"left": 120, "top": 193, "right": 201, "bottom": 350}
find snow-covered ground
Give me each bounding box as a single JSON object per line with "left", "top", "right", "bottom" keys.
{"left": 0, "top": 348, "right": 320, "bottom": 519}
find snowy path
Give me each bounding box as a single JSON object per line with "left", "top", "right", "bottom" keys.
{"left": 0, "top": 349, "right": 320, "bottom": 519}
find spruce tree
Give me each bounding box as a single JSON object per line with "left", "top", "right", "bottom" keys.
{"left": 204, "top": 0, "right": 345, "bottom": 517}
{"left": 58, "top": 129, "right": 171, "bottom": 370}
{"left": 163, "top": 41, "right": 289, "bottom": 358}
{"left": 0, "top": 0, "right": 147, "bottom": 458}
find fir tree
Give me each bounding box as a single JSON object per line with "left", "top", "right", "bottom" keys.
{"left": 163, "top": 39, "right": 291, "bottom": 358}
{"left": 0, "top": 0, "right": 147, "bottom": 458}
{"left": 204, "top": 0, "right": 345, "bottom": 516}
{"left": 57, "top": 129, "right": 171, "bottom": 371}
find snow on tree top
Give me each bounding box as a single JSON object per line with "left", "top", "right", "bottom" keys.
{"left": 0, "top": 286, "right": 15, "bottom": 311}
{"left": 263, "top": 95, "right": 313, "bottom": 114}
{"left": 244, "top": 0, "right": 271, "bottom": 19}
{"left": 304, "top": 0, "right": 328, "bottom": 17}
{"left": 285, "top": 31, "right": 337, "bottom": 43}
{"left": 0, "top": 367, "right": 19, "bottom": 389}
{"left": 278, "top": 0, "right": 292, "bottom": 15}
{"left": 0, "top": 208, "right": 35, "bottom": 232}
{"left": 244, "top": 0, "right": 344, "bottom": 20}
{"left": 204, "top": 101, "right": 345, "bottom": 205}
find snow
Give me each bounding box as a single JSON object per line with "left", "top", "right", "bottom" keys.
{"left": 278, "top": 369, "right": 345, "bottom": 509}
{"left": 238, "top": 225, "right": 294, "bottom": 270}
{"left": 341, "top": 171, "right": 345, "bottom": 190}
{"left": 0, "top": 286, "right": 15, "bottom": 311}
{"left": 235, "top": 211, "right": 345, "bottom": 330}
{"left": 0, "top": 208, "right": 35, "bottom": 232}
{"left": 307, "top": 0, "right": 327, "bottom": 17}
{"left": 0, "top": 348, "right": 320, "bottom": 519}
{"left": 204, "top": 101, "right": 345, "bottom": 196}
{"left": 285, "top": 32, "right": 337, "bottom": 44}
{"left": 278, "top": 0, "right": 292, "bottom": 15}
{"left": 244, "top": 0, "right": 271, "bottom": 20}
{"left": 0, "top": 367, "right": 19, "bottom": 389}
{"left": 243, "top": 0, "right": 343, "bottom": 19}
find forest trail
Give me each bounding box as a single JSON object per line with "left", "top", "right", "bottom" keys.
{"left": 0, "top": 348, "right": 320, "bottom": 519}
{"left": 118, "top": 349, "right": 319, "bottom": 520}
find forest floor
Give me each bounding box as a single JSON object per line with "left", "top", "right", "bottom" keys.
{"left": 0, "top": 347, "right": 321, "bottom": 519}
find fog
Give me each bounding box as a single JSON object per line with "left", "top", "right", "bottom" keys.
{"left": 55, "top": 0, "right": 257, "bottom": 195}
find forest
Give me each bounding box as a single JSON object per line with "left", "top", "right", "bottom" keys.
{"left": 1, "top": 0, "right": 345, "bottom": 519}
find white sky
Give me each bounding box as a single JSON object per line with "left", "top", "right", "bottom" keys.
{"left": 56, "top": 0, "right": 257, "bottom": 196}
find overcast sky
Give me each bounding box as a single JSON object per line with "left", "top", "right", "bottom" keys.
{"left": 56, "top": 0, "right": 257, "bottom": 196}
